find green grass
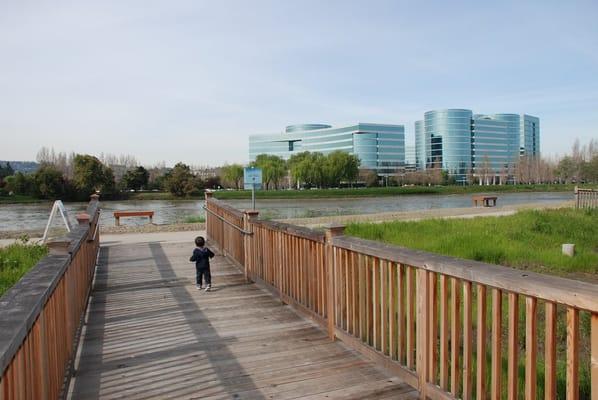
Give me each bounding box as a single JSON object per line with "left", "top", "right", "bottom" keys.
{"left": 182, "top": 215, "right": 206, "bottom": 223}
{"left": 0, "top": 194, "right": 42, "bottom": 204}
{"left": 125, "top": 192, "right": 197, "bottom": 201}
{"left": 213, "top": 184, "right": 577, "bottom": 200}
{"left": 345, "top": 208, "right": 598, "bottom": 275}
{"left": 0, "top": 242, "right": 48, "bottom": 297}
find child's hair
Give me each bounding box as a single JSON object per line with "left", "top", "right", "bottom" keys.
{"left": 195, "top": 236, "right": 205, "bottom": 247}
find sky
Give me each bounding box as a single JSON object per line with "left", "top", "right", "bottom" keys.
{"left": 1, "top": 0, "right": 597, "bottom": 166}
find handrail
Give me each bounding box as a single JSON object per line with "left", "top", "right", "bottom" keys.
{"left": 252, "top": 219, "right": 325, "bottom": 242}
{"left": 333, "top": 235, "right": 598, "bottom": 313}
{"left": 204, "top": 197, "right": 245, "bottom": 218}
{"left": 203, "top": 205, "right": 253, "bottom": 235}
{"left": 0, "top": 196, "right": 101, "bottom": 399}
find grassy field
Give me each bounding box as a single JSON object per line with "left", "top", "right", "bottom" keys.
{"left": 213, "top": 184, "right": 577, "bottom": 200}
{"left": 345, "top": 208, "right": 598, "bottom": 275}
{"left": 0, "top": 194, "right": 42, "bottom": 204}
{"left": 346, "top": 208, "right": 596, "bottom": 397}
{"left": 182, "top": 215, "right": 205, "bottom": 223}
{"left": 0, "top": 242, "right": 48, "bottom": 298}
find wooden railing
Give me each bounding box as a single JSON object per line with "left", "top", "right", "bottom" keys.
{"left": 205, "top": 195, "right": 598, "bottom": 399}
{"left": 0, "top": 195, "right": 100, "bottom": 400}
{"left": 575, "top": 186, "right": 598, "bottom": 209}
{"left": 204, "top": 192, "right": 247, "bottom": 267}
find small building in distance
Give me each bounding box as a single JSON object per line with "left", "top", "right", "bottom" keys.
{"left": 249, "top": 123, "right": 406, "bottom": 178}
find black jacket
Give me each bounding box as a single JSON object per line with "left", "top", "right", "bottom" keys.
{"left": 190, "top": 247, "right": 215, "bottom": 269}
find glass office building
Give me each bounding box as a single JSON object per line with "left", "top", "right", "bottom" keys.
{"left": 414, "top": 120, "right": 426, "bottom": 171}
{"left": 249, "top": 123, "right": 405, "bottom": 176}
{"left": 423, "top": 109, "right": 473, "bottom": 181}
{"left": 520, "top": 114, "right": 540, "bottom": 157}
{"left": 415, "top": 109, "right": 540, "bottom": 183}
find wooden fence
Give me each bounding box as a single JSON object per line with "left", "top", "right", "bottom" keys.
{"left": 205, "top": 195, "right": 598, "bottom": 399}
{"left": 575, "top": 186, "right": 598, "bottom": 209}
{"left": 0, "top": 195, "right": 101, "bottom": 400}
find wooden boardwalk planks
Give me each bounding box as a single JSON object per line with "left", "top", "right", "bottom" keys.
{"left": 67, "top": 239, "right": 418, "bottom": 399}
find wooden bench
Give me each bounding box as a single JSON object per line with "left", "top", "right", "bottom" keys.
{"left": 114, "top": 210, "right": 154, "bottom": 226}
{"left": 472, "top": 195, "right": 497, "bottom": 207}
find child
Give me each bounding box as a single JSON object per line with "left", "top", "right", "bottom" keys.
{"left": 190, "top": 236, "right": 215, "bottom": 291}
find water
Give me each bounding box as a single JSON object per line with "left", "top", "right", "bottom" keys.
{"left": 0, "top": 192, "right": 573, "bottom": 232}
{"left": 0, "top": 200, "right": 206, "bottom": 231}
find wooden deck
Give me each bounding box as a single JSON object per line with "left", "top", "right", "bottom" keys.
{"left": 67, "top": 236, "right": 418, "bottom": 399}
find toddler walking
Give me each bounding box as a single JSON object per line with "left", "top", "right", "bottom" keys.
{"left": 190, "top": 236, "right": 215, "bottom": 291}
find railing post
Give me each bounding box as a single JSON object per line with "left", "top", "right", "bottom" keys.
{"left": 575, "top": 186, "right": 579, "bottom": 209}
{"left": 325, "top": 225, "right": 344, "bottom": 341}
{"left": 417, "top": 269, "right": 429, "bottom": 399}
{"left": 76, "top": 213, "right": 90, "bottom": 226}
{"left": 591, "top": 312, "right": 598, "bottom": 400}
{"left": 243, "top": 210, "right": 259, "bottom": 283}
{"left": 204, "top": 191, "right": 214, "bottom": 238}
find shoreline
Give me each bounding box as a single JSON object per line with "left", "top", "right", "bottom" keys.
{"left": 274, "top": 200, "right": 575, "bottom": 228}
{"left": 0, "top": 200, "right": 574, "bottom": 243}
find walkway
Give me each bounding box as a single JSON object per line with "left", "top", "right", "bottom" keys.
{"left": 67, "top": 232, "right": 418, "bottom": 399}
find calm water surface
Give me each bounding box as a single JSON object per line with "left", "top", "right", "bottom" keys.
{"left": 0, "top": 192, "right": 573, "bottom": 231}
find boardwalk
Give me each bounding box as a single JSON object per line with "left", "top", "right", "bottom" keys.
{"left": 67, "top": 233, "right": 418, "bottom": 399}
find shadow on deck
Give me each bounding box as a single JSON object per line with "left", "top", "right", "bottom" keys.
{"left": 68, "top": 238, "right": 417, "bottom": 399}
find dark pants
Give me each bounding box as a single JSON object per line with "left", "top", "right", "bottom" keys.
{"left": 196, "top": 266, "right": 211, "bottom": 286}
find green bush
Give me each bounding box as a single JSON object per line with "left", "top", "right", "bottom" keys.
{"left": 0, "top": 241, "right": 48, "bottom": 297}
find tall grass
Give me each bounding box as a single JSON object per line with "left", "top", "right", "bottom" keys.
{"left": 183, "top": 215, "right": 206, "bottom": 223}
{"left": 0, "top": 242, "right": 48, "bottom": 297}
{"left": 346, "top": 208, "right": 598, "bottom": 275}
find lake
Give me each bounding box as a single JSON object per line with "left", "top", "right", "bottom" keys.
{"left": 0, "top": 192, "right": 573, "bottom": 232}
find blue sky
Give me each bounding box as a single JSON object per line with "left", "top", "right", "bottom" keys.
{"left": 1, "top": 0, "right": 597, "bottom": 166}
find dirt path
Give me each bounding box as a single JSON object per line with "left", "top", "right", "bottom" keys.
{"left": 276, "top": 200, "right": 575, "bottom": 228}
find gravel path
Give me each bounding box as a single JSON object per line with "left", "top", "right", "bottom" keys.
{"left": 275, "top": 201, "right": 574, "bottom": 228}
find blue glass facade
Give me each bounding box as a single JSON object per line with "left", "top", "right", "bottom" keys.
{"left": 414, "top": 120, "right": 425, "bottom": 170}
{"left": 415, "top": 109, "right": 540, "bottom": 183}
{"left": 249, "top": 123, "right": 405, "bottom": 175}
{"left": 520, "top": 114, "right": 540, "bottom": 157}
{"left": 424, "top": 109, "right": 473, "bottom": 182}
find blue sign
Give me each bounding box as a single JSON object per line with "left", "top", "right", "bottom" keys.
{"left": 244, "top": 167, "right": 262, "bottom": 190}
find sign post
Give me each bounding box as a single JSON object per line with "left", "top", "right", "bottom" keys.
{"left": 243, "top": 167, "right": 262, "bottom": 210}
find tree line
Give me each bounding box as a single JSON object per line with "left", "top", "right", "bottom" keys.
{"left": 1, "top": 139, "right": 596, "bottom": 201}
{"left": 0, "top": 148, "right": 222, "bottom": 200}
{"left": 220, "top": 151, "right": 360, "bottom": 190}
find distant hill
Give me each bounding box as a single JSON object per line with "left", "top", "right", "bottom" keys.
{"left": 0, "top": 161, "right": 39, "bottom": 174}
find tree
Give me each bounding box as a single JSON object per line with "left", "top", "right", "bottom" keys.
{"left": 4, "top": 172, "right": 34, "bottom": 195}
{"left": 301, "top": 152, "right": 326, "bottom": 188}
{"left": 288, "top": 152, "right": 312, "bottom": 188}
{"left": 359, "top": 169, "right": 379, "bottom": 187}
{"left": 121, "top": 166, "right": 149, "bottom": 191}
{"left": 0, "top": 162, "right": 14, "bottom": 179}
{"left": 73, "top": 154, "right": 115, "bottom": 197}
{"left": 252, "top": 154, "right": 287, "bottom": 189}
{"left": 221, "top": 164, "right": 244, "bottom": 189}
{"left": 324, "top": 151, "right": 360, "bottom": 187}
{"left": 164, "top": 162, "right": 197, "bottom": 196}
{"left": 33, "top": 165, "right": 67, "bottom": 199}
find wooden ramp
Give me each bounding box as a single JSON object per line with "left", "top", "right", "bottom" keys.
{"left": 68, "top": 236, "right": 418, "bottom": 399}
